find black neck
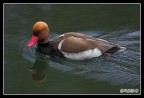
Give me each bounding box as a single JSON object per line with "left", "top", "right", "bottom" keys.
{"left": 38, "top": 41, "right": 50, "bottom": 46}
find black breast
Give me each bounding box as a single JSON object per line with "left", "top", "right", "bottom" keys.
{"left": 37, "top": 41, "right": 64, "bottom": 58}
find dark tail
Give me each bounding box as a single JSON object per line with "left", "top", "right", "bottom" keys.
{"left": 105, "top": 46, "right": 126, "bottom": 54}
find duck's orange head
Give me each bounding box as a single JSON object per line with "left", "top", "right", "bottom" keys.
{"left": 28, "top": 21, "right": 50, "bottom": 47}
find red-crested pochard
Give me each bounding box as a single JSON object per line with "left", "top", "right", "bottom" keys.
{"left": 28, "top": 21, "right": 126, "bottom": 60}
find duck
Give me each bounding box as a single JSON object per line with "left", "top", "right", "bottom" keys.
{"left": 28, "top": 21, "right": 126, "bottom": 60}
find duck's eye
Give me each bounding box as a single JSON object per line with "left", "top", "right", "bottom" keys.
{"left": 33, "top": 32, "right": 39, "bottom": 36}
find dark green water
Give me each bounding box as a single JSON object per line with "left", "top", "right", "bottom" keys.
{"left": 4, "top": 4, "right": 140, "bottom": 94}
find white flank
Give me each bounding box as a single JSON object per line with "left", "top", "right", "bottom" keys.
{"left": 61, "top": 48, "right": 102, "bottom": 60}
{"left": 58, "top": 39, "right": 65, "bottom": 50}
{"left": 58, "top": 38, "right": 102, "bottom": 60}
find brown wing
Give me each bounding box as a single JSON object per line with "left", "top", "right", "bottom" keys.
{"left": 52, "top": 36, "right": 65, "bottom": 49}
{"left": 60, "top": 36, "right": 118, "bottom": 53}
{"left": 64, "top": 32, "right": 94, "bottom": 39}
{"left": 52, "top": 32, "right": 92, "bottom": 49}
{"left": 63, "top": 32, "right": 115, "bottom": 44}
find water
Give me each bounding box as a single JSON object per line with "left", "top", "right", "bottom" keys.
{"left": 4, "top": 4, "right": 140, "bottom": 94}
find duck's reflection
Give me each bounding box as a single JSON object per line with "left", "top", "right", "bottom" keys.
{"left": 28, "top": 55, "right": 48, "bottom": 83}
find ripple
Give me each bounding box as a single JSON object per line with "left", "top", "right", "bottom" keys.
{"left": 20, "top": 30, "right": 140, "bottom": 86}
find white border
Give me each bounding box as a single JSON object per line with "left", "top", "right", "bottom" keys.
{"left": 3, "top": 3, "right": 141, "bottom": 95}
{"left": 3, "top": 3, "right": 141, "bottom": 4}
